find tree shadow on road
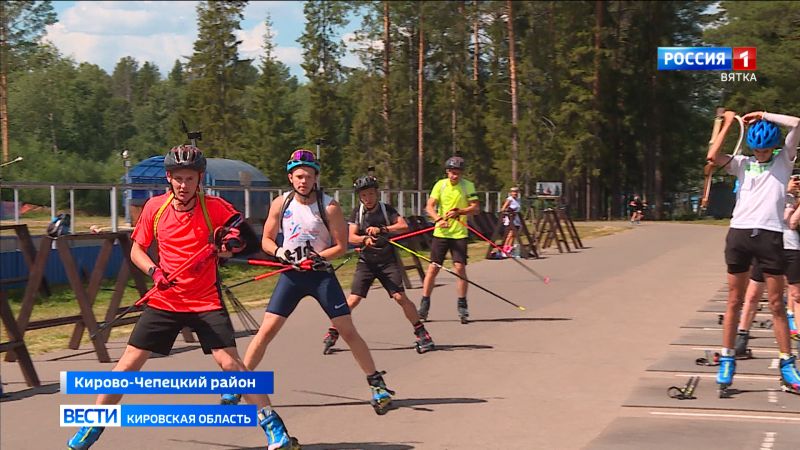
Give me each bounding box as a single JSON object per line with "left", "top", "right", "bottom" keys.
{"left": 465, "top": 317, "right": 572, "bottom": 323}
{"left": 278, "top": 389, "right": 489, "bottom": 413}
{"left": 326, "top": 343, "right": 493, "bottom": 354}
{"left": 178, "top": 440, "right": 417, "bottom": 450}
{"left": 0, "top": 382, "right": 59, "bottom": 403}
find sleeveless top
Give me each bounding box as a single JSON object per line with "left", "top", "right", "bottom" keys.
{"left": 280, "top": 192, "right": 334, "bottom": 262}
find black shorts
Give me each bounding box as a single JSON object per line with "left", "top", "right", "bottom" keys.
{"left": 429, "top": 237, "right": 468, "bottom": 265}
{"left": 725, "top": 228, "right": 785, "bottom": 275}
{"left": 128, "top": 306, "right": 236, "bottom": 356}
{"left": 267, "top": 271, "right": 350, "bottom": 319}
{"left": 350, "top": 260, "right": 405, "bottom": 298}
{"left": 751, "top": 250, "right": 800, "bottom": 283}
{"left": 787, "top": 250, "right": 800, "bottom": 284}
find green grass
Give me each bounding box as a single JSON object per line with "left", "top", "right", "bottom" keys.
{"left": 672, "top": 218, "right": 730, "bottom": 227}
{"left": 1, "top": 210, "right": 131, "bottom": 235}
{"left": 2, "top": 222, "right": 623, "bottom": 355}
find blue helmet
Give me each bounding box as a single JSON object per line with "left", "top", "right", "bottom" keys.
{"left": 747, "top": 120, "right": 781, "bottom": 150}
{"left": 286, "top": 149, "right": 321, "bottom": 173}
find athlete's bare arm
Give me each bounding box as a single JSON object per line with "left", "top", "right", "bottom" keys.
{"left": 426, "top": 197, "right": 444, "bottom": 225}
{"left": 707, "top": 111, "right": 738, "bottom": 167}
{"left": 458, "top": 199, "right": 481, "bottom": 216}
{"left": 319, "top": 200, "right": 348, "bottom": 260}
{"left": 261, "top": 196, "right": 285, "bottom": 257}
{"left": 130, "top": 241, "right": 157, "bottom": 274}
{"left": 387, "top": 215, "right": 409, "bottom": 234}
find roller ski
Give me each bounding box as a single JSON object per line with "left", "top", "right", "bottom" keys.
{"left": 322, "top": 327, "right": 339, "bottom": 355}
{"left": 367, "top": 371, "right": 395, "bottom": 415}
{"left": 457, "top": 298, "right": 469, "bottom": 324}
{"left": 67, "top": 426, "right": 105, "bottom": 449}
{"left": 716, "top": 355, "right": 735, "bottom": 398}
{"left": 734, "top": 331, "right": 753, "bottom": 359}
{"left": 259, "top": 408, "right": 301, "bottom": 450}
{"left": 413, "top": 323, "right": 435, "bottom": 354}
{"left": 418, "top": 297, "right": 430, "bottom": 321}
{"left": 220, "top": 393, "right": 242, "bottom": 405}
{"left": 779, "top": 355, "right": 800, "bottom": 395}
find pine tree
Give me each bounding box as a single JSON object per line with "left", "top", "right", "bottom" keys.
{"left": 300, "top": 0, "right": 350, "bottom": 185}
{"left": 185, "top": 0, "right": 251, "bottom": 158}
{"left": 244, "top": 15, "right": 302, "bottom": 185}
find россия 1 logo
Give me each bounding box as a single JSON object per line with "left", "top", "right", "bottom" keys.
{"left": 657, "top": 47, "right": 757, "bottom": 82}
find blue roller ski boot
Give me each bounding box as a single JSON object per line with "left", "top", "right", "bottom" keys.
{"left": 413, "top": 323, "right": 435, "bottom": 354}
{"left": 259, "top": 407, "right": 301, "bottom": 450}
{"left": 780, "top": 355, "right": 800, "bottom": 395}
{"left": 220, "top": 393, "right": 242, "bottom": 405}
{"left": 716, "top": 355, "right": 735, "bottom": 398}
{"left": 788, "top": 312, "right": 799, "bottom": 341}
{"left": 367, "top": 370, "right": 395, "bottom": 415}
{"left": 67, "top": 426, "right": 105, "bottom": 449}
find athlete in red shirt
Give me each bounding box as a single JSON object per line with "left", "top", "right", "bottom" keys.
{"left": 68, "top": 145, "right": 299, "bottom": 450}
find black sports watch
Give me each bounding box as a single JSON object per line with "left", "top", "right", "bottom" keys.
{"left": 147, "top": 266, "right": 157, "bottom": 277}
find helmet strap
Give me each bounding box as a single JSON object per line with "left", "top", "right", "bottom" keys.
{"left": 167, "top": 174, "right": 201, "bottom": 208}
{"left": 293, "top": 184, "right": 316, "bottom": 201}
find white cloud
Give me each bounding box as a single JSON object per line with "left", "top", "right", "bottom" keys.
{"left": 41, "top": 1, "right": 351, "bottom": 81}
{"left": 44, "top": 1, "right": 198, "bottom": 74}
{"left": 274, "top": 46, "right": 304, "bottom": 67}
{"left": 58, "top": 1, "right": 198, "bottom": 36}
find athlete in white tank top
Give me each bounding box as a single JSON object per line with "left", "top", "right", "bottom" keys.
{"left": 280, "top": 192, "right": 334, "bottom": 261}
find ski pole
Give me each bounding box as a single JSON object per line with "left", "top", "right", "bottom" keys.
{"left": 333, "top": 252, "right": 357, "bottom": 271}
{"left": 224, "top": 266, "right": 294, "bottom": 289}
{"left": 465, "top": 223, "right": 551, "bottom": 284}
{"left": 389, "top": 226, "right": 436, "bottom": 242}
{"left": 91, "top": 243, "right": 216, "bottom": 340}
{"left": 388, "top": 239, "right": 526, "bottom": 311}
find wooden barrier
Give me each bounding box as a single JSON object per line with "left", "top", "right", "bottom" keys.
{"left": 2, "top": 232, "right": 204, "bottom": 363}
{"left": 0, "top": 292, "right": 40, "bottom": 387}
{"left": 470, "top": 211, "right": 538, "bottom": 259}
{"left": 394, "top": 216, "right": 429, "bottom": 288}
{"left": 535, "top": 209, "right": 572, "bottom": 253}
{"left": 0, "top": 224, "right": 51, "bottom": 297}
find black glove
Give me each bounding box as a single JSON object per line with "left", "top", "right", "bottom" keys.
{"left": 214, "top": 226, "right": 244, "bottom": 253}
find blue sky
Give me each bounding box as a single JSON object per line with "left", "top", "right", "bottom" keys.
{"left": 46, "top": 1, "right": 362, "bottom": 81}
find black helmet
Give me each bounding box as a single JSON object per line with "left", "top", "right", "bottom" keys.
{"left": 353, "top": 175, "right": 379, "bottom": 192}
{"left": 164, "top": 145, "right": 206, "bottom": 172}
{"left": 445, "top": 155, "right": 465, "bottom": 170}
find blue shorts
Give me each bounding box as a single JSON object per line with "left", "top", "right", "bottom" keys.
{"left": 267, "top": 271, "right": 351, "bottom": 319}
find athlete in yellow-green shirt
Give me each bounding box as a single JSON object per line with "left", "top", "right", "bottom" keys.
{"left": 418, "top": 155, "right": 480, "bottom": 324}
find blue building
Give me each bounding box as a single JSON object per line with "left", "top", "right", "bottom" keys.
{"left": 126, "top": 157, "right": 271, "bottom": 221}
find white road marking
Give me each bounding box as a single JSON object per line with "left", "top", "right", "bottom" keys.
{"left": 651, "top": 411, "right": 800, "bottom": 422}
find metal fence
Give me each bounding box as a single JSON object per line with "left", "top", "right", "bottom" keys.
{"left": 0, "top": 181, "right": 506, "bottom": 230}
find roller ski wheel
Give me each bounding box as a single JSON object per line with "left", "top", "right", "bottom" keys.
{"left": 716, "top": 355, "right": 735, "bottom": 398}
{"left": 322, "top": 327, "right": 339, "bottom": 355}
{"left": 414, "top": 326, "right": 435, "bottom": 354}
{"left": 371, "top": 391, "right": 392, "bottom": 415}
{"left": 367, "top": 371, "right": 395, "bottom": 415}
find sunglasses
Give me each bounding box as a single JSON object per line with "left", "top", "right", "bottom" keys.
{"left": 289, "top": 149, "right": 317, "bottom": 162}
